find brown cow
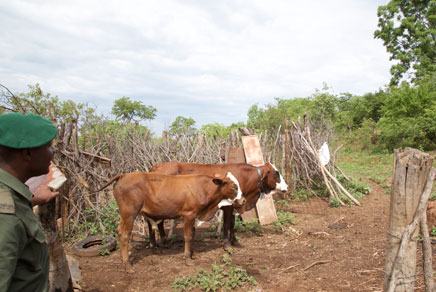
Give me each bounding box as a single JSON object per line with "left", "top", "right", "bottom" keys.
{"left": 95, "top": 171, "right": 244, "bottom": 272}
{"left": 150, "top": 162, "right": 288, "bottom": 248}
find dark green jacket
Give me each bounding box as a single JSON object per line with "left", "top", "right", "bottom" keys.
{"left": 0, "top": 168, "right": 49, "bottom": 292}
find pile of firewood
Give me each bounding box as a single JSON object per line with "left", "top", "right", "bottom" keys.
{"left": 286, "top": 116, "right": 359, "bottom": 206}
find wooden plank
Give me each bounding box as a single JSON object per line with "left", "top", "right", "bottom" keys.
{"left": 241, "top": 135, "right": 277, "bottom": 225}
{"left": 227, "top": 147, "right": 246, "bottom": 163}
{"left": 256, "top": 193, "right": 278, "bottom": 225}
{"left": 227, "top": 146, "right": 257, "bottom": 221}
{"left": 241, "top": 135, "right": 264, "bottom": 166}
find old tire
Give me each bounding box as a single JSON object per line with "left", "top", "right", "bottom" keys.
{"left": 72, "top": 235, "right": 117, "bottom": 257}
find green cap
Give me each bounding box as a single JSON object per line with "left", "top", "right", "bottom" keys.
{"left": 0, "top": 112, "right": 58, "bottom": 149}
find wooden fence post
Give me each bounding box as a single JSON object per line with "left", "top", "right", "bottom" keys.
{"left": 284, "top": 116, "right": 293, "bottom": 193}
{"left": 384, "top": 148, "right": 434, "bottom": 292}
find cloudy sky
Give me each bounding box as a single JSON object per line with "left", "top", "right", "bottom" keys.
{"left": 0, "top": 0, "right": 392, "bottom": 135}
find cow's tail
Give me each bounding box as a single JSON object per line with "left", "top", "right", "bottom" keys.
{"left": 89, "top": 174, "right": 125, "bottom": 194}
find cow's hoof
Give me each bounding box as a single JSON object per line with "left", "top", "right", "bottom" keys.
{"left": 185, "top": 258, "right": 195, "bottom": 266}
{"left": 161, "top": 241, "right": 171, "bottom": 249}
{"left": 231, "top": 240, "right": 242, "bottom": 248}
{"left": 151, "top": 247, "right": 163, "bottom": 254}
{"left": 125, "top": 265, "right": 135, "bottom": 274}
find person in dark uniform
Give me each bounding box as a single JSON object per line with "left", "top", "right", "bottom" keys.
{"left": 0, "top": 112, "right": 59, "bottom": 292}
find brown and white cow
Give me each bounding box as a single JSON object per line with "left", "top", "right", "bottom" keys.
{"left": 94, "top": 171, "right": 244, "bottom": 272}
{"left": 150, "top": 162, "right": 288, "bottom": 248}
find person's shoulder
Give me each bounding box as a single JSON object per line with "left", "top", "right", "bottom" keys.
{"left": 0, "top": 185, "right": 15, "bottom": 214}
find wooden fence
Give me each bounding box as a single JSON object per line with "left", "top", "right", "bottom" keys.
{"left": 53, "top": 117, "right": 337, "bottom": 238}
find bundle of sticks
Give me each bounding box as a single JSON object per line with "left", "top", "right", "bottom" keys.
{"left": 287, "top": 116, "right": 360, "bottom": 206}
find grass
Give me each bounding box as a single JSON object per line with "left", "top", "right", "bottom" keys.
{"left": 234, "top": 216, "right": 264, "bottom": 235}
{"left": 337, "top": 149, "right": 393, "bottom": 185}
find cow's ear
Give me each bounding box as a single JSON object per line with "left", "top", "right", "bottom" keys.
{"left": 212, "top": 178, "right": 224, "bottom": 185}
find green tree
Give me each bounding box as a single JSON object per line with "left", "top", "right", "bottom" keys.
{"left": 0, "top": 83, "right": 97, "bottom": 124}
{"left": 374, "top": 0, "right": 436, "bottom": 85}
{"left": 335, "top": 91, "right": 387, "bottom": 130}
{"left": 307, "top": 88, "right": 338, "bottom": 126}
{"left": 376, "top": 77, "right": 436, "bottom": 150}
{"left": 247, "top": 98, "right": 312, "bottom": 132}
{"left": 200, "top": 122, "right": 246, "bottom": 139}
{"left": 111, "top": 96, "right": 157, "bottom": 123}
{"left": 169, "top": 116, "right": 197, "bottom": 136}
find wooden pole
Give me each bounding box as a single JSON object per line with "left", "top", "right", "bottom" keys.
{"left": 384, "top": 148, "right": 434, "bottom": 292}
{"left": 419, "top": 208, "right": 435, "bottom": 292}
{"left": 284, "top": 116, "right": 293, "bottom": 192}
{"left": 39, "top": 108, "right": 74, "bottom": 292}
{"left": 39, "top": 199, "right": 74, "bottom": 292}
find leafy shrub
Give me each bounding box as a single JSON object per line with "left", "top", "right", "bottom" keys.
{"left": 234, "top": 216, "right": 263, "bottom": 235}
{"left": 290, "top": 189, "right": 312, "bottom": 201}
{"left": 431, "top": 227, "right": 436, "bottom": 238}
{"left": 275, "top": 199, "right": 290, "bottom": 210}
{"left": 377, "top": 79, "right": 436, "bottom": 151}
{"left": 329, "top": 197, "right": 342, "bottom": 208}
{"left": 68, "top": 199, "right": 120, "bottom": 241}
{"left": 273, "top": 211, "right": 296, "bottom": 232}
{"left": 172, "top": 254, "right": 257, "bottom": 292}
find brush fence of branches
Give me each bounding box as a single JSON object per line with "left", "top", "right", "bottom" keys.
{"left": 54, "top": 118, "right": 351, "bottom": 237}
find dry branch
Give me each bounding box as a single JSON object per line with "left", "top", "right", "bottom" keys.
{"left": 303, "top": 260, "right": 331, "bottom": 271}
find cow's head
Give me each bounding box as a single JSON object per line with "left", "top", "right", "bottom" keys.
{"left": 262, "top": 163, "right": 288, "bottom": 195}
{"left": 213, "top": 172, "right": 245, "bottom": 208}
{"left": 240, "top": 163, "right": 288, "bottom": 212}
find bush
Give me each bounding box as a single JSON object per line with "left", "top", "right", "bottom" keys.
{"left": 376, "top": 79, "right": 436, "bottom": 151}
{"left": 273, "top": 211, "right": 296, "bottom": 232}
{"left": 234, "top": 216, "right": 263, "bottom": 235}
{"left": 172, "top": 254, "right": 257, "bottom": 292}
{"left": 68, "top": 199, "right": 120, "bottom": 241}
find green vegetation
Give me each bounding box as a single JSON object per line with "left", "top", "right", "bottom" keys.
{"left": 169, "top": 116, "right": 197, "bottom": 136}
{"left": 289, "top": 189, "right": 312, "bottom": 201}
{"left": 374, "top": 0, "right": 436, "bottom": 85}
{"left": 273, "top": 211, "right": 296, "bottom": 232}
{"left": 1, "top": 0, "right": 435, "bottom": 244}
{"left": 234, "top": 216, "right": 264, "bottom": 235}
{"left": 172, "top": 253, "right": 257, "bottom": 292}
{"left": 67, "top": 199, "right": 120, "bottom": 241}
{"left": 430, "top": 190, "right": 436, "bottom": 201}
{"left": 112, "top": 96, "right": 157, "bottom": 123}
{"left": 338, "top": 145, "right": 393, "bottom": 184}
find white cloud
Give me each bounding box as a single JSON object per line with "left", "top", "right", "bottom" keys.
{"left": 0, "top": 0, "right": 391, "bottom": 135}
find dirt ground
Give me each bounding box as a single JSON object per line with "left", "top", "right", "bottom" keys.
{"left": 69, "top": 179, "right": 435, "bottom": 292}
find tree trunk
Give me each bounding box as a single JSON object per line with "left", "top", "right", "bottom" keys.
{"left": 383, "top": 148, "right": 434, "bottom": 292}
{"left": 39, "top": 191, "right": 74, "bottom": 292}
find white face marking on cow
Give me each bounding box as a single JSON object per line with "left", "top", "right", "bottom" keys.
{"left": 271, "top": 164, "right": 288, "bottom": 193}
{"left": 226, "top": 172, "right": 243, "bottom": 202}
{"left": 218, "top": 199, "right": 232, "bottom": 208}
{"left": 195, "top": 209, "right": 223, "bottom": 227}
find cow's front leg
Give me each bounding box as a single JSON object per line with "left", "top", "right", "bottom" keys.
{"left": 147, "top": 220, "right": 158, "bottom": 248}
{"left": 183, "top": 217, "right": 195, "bottom": 265}
{"left": 230, "top": 214, "right": 241, "bottom": 247}
{"left": 221, "top": 206, "right": 233, "bottom": 250}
